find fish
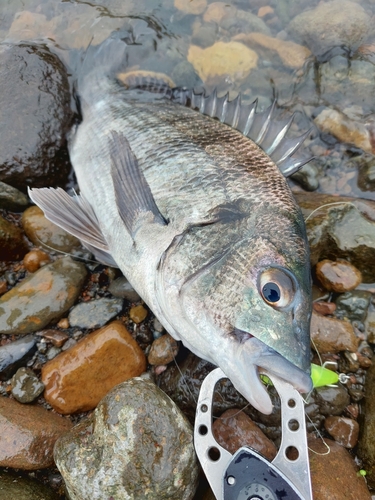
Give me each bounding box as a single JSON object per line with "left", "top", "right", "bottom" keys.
{"left": 28, "top": 35, "right": 313, "bottom": 415}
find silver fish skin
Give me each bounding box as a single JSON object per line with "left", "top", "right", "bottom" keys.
{"left": 29, "top": 38, "right": 313, "bottom": 415}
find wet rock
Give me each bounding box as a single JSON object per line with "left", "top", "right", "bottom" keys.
{"left": 324, "top": 416, "right": 359, "bottom": 448}
{"left": 366, "top": 309, "right": 375, "bottom": 344}
{"left": 203, "top": 2, "right": 237, "bottom": 24}
{"left": 212, "top": 409, "right": 277, "bottom": 460}
{"left": 0, "top": 281, "right": 7, "bottom": 296}
{"left": 108, "top": 276, "right": 141, "bottom": 301}
{"left": 0, "top": 469, "right": 57, "bottom": 500}
{"left": 311, "top": 311, "right": 358, "bottom": 354}
{"left": 219, "top": 10, "right": 270, "bottom": 37}
{"left": 313, "top": 385, "right": 350, "bottom": 416}
{"left": 294, "top": 193, "right": 375, "bottom": 282}
{"left": 148, "top": 334, "right": 179, "bottom": 365}
{"left": 0, "top": 334, "right": 37, "bottom": 381}
{"left": 129, "top": 303, "right": 148, "bottom": 324}
{"left": 187, "top": 42, "right": 258, "bottom": 85}
{"left": 339, "top": 351, "right": 360, "bottom": 373}
{"left": 54, "top": 377, "right": 199, "bottom": 500}
{"left": 23, "top": 249, "right": 50, "bottom": 273}
{"left": 68, "top": 297, "right": 123, "bottom": 329}
{"left": 11, "top": 367, "right": 44, "bottom": 403}
{"left": 309, "top": 435, "right": 371, "bottom": 500}
{"left": 22, "top": 206, "right": 80, "bottom": 253}
{"left": 0, "top": 43, "right": 72, "bottom": 189}
{"left": 290, "top": 163, "right": 319, "bottom": 192}
{"left": 0, "top": 181, "right": 29, "bottom": 211}
{"left": 316, "top": 259, "right": 362, "bottom": 293}
{"left": 287, "top": 1, "right": 372, "bottom": 57}
{"left": 170, "top": 59, "right": 202, "bottom": 88}
{"left": 358, "top": 155, "right": 375, "bottom": 192}
{"left": 0, "top": 257, "right": 87, "bottom": 335}
{"left": 313, "top": 301, "right": 336, "bottom": 316}
{"left": 174, "top": 0, "right": 207, "bottom": 15}
{"left": 42, "top": 320, "right": 146, "bottom": 414}
{"left": 191, "top": 23, "right": 217, "bottom": 49}
{"left": 38, "top": 329, "right": 69, "bottom": 347}
{"left": 314, "top": 108, "right": 372, "bottom": 153}
{"left": 358, "top": 360, "right": 375, "bottom": 488}
{"left": 0, "top": 214, "right": 29, "bottom": 261}
{"left": 335, "top": 290, "right": 371, "bottom": 323}
{"left": 0, "top": 396, "right": 72, "bottom": 469}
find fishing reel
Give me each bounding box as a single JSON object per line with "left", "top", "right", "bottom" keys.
{"left": 194, "top": 368, "right": 313, "bottom": 500}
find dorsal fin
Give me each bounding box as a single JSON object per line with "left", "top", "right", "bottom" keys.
{"left": 171, "top": 88, "right": 312, "bottom": 177}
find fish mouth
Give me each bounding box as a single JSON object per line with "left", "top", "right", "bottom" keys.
{"left": 223, "top": 336, "right": 312, "bottom": 415}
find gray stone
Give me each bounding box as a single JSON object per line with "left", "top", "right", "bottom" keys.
{"left": 335, "top": 291, "right": 372, "bottom": 323}
{"left": 0, "top": 334, "right": 37, "bottom": 380}
{"left": 54, "top": 376, "right": 199, "bottom": 500}
{"left": 0, "top": 469, "right": 57, "bottom": 500}
{"left": 0, "top": 181, "right": 29, "bottom": 211}
{"left": 314, "top": 385, "right": 350, "bottom": 416}
{"left": 291, "top": 163, "right": 319, "bottom": 191}
{"left": 68, "top": 297, "right": 124, "bottom": 329}
{"left": 108, "top": 277, "right": 141, "bottom": 302}
{"left": 11, "top": 367, "right": 44, "bottom": 403}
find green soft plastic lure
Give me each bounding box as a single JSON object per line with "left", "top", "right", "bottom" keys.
{"left": 261, "top": 363, "right": 339, "bottom": 389}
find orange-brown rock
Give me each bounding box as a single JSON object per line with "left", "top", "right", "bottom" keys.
{"left": 148, "top": 334, "right": 179, "bottom": 365}
{"left": 129, "top": 304, "right": 148, "bottom": 324}
{"left": 0, "top": 396, "right": 72, "bottom": 470}
{"left": 309, "top": 435, "right": 371, "bottom": 499}
{"left": 203, "top": 2, "right": 237, "bottom": 24}
{"left": 316, "top": 259, "right": 362, "bottom": 293}
{"left": 324, "top": 416, "right": 359, "bottom": 448}
{"left": 23, "top": 249, "right": 50, "bottom": 272}
{"left": 42, "top": 321, "right": 146, "bottom": 414}
{"left": 212, "top": 409, "right": 277, "bottom": 461}
{"left": 311, "top": 311, "right": 358, "bottom": 353}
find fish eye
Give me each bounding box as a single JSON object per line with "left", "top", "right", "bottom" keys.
{"left": 259, "top": 268, "right": 295, "bottom": 308}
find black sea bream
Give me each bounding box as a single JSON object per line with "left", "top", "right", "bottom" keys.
{"left": 29, "top": 37, "right": 313, "bottom": 414}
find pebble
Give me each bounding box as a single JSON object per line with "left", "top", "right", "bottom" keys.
{"left": 0, "top": 181, "right": 29, "bottom": 211}
{"left": 148, "top": 334, "right": 179, "bottom": 365}
{"left": 291, "top": 163, "right": 319, "bottom": 192}
{"left": 310, "top": 311, "right": 358, "bottom": 354}
{"left": 0, "top": 396, "right": 72, "bottom": 469}
{"left": 46, "top": 346, "right": 61, "bottom": 360}
{"left": 212, "top": 409, "right": 277, "bottom": 460}
{"left": 287, "top": 0, "right": 372, "bottom": 57}
{"left": 11, "top": 367, "right": 44, "bottom": 403}
{"left": 38, "top": 329, "right": 69, "bottom": 347}
{"left": 324, "top": 416, "right": 359, "bottom": 448}
{"left": 68, "top": 297, "right": 123, "bottom": 329}
{"left": 0, "top": 256, "right": 87, "bottom": 335}
{"left": 314, "top": 108, "right": 372, "bottom": 153}
{"left": 54, "top": 377, "right": 199, "bottom": 500}
{"left": 309, "top": 435, "right": 371, "bottom": 500}
{"left": 129, "top": 303, "right": 148, "bottom": 323}
{"left": 0, "top": 469, "right": 57, "bottom": 500}
{"left": 316, "top": 259, "right": 362, "bottom": 293}
{"left": 0, "top": 334, "right": 37, "bottom": 381}
{"left": 174, "top": 0, "right": 207, "bottom": 15}
{"left": 314, "top": 385, "right": 350, "bottom": 416}
{"left": 335, "top": 290, "right": 372, "bottom": 323}
{"left": 41, "top": 320, "right": 146, "bottom": 414}
{"left": 108, "top": 276, "right": 141, "bottom": 302}
{"left": 187, "top": 42, "right": 258, "bottom": 84}
{"left": 313, "top": 301, "right": 336, "bottom": 316}
{"left": 23, "top": 249, "right": 50, "bottom": 272}
{"left": 0, "top": 214, "right": 29, "bottom": 261}
{"left": 22, "top": 206, "right": 81, "bottom": 253}
{"left": 57, "top": 317, "right": 69, "bottom": 329}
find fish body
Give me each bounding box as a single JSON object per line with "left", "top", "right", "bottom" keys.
{"left": 29, "top": 38, "right": 313, "bottom": 414}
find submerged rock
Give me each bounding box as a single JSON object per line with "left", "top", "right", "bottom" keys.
{"left": 0, "top": 469, "right": 57, "bottom": 500}
{"left": 54, "top": 377, "right": 199, "bottom": 499}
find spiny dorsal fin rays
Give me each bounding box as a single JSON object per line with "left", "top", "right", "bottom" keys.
{"left": 172, "top": 88, "right": 311, "bottom": 177}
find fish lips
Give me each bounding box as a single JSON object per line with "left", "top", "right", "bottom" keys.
{"left": 224, "top": 335, "right": 312, "bottom": 415}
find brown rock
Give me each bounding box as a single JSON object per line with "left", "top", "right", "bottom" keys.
{"left": 311, "top": 311, "right": 359, "bottom": 353}
{"left": 258, "top": 6, "right": 274, "bottom": 18}
{"left": 42, "top": 320, "right": 146, "bottom": 414}
{"left": 0, "top": 214, "right": 29, "bottom": 261}
{"left": 23, "top": 249, "right": 50, "bottom": 272}
{"left": 57, "top": 318, "right": 69, "bottom": 329}
{"left": 203, "top": 2, "right": 237, "bottom": 23}
{"left": 316, "top": 259, "right": 362, "bottom": 293}
{"left": 324, "top": 416, "right": 359, "bottom": 448}
{"left": 309, "top": 435, "right": 371, "bottom": 499}
{"left": 313, "top": 301, "right": 336, "bottom": 316}
{"left": 212, "top": 409, "right": 277, "bottom": 461}
{"left": 174, "top": 0, "right": 207, "bottom": 15}
{"left": 129, "top": 304, "right": 148, "bottom": 324}
{"left": 0, "top": 395, "right": 72, "bottom": 469}
{"left": 38, "top": 329, "right": 69, "bottom": 347}
{"left": 187, "top": 42, "right": 258, "bottom": 84}
{"left": 148, "top": 334, "right": 179, "bottom": 365}
{"left": 0, "top": 281, "right": 7, "bottom": 296}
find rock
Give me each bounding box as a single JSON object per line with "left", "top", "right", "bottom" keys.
{"left": 219, "top": 9, "right": 270, "bottom": 37}
{"left": 23, "top": 249, "right": 50, "bottom": 273}
{"left": 294, "top": 193, "right": 375, "bottom": 282}
{"left": 68, "top": 297, "right": 123, "bottom": 329}
{"left": 324, "top": 416, "right": 359, "bottom": 448}
{"left": 0, "top": 334, "right": 37, "bottom": 381}
{"left": 335, "top": 290, "right": 371, "bottom": 323}
{"left": 0, "top": 281, "right": 6, "bottom": 296}
{"left": 358, "top": 155, "right": 375, "bottom": 192}
{"left": 287, "top": 1, "right": 372, "bottom": 57}
{"left": 313, "top": 301, "right": 336, "bottom": 316}
{"left": 0, "top": 257, "right": 87, "bottom": 335}
{"left": 0, "top": 469, "right": 57, "bottom": 500}
{"left": 314, "top": 385, "right": 350, "bottom": 416}
{"left": 291, "top": 163, "right": 319, "bottom": 192}
{"left": 42, "top": 320, "right": 146, "bottom": 414}
{"left": 358, "top": 360, "right": 375, "bottom": 488}
{"left": 203, "top": 2, "right": 237, "bottom": 24}
{"left": 314, "top": 108, "right": 372, "bottom": 153}
{"left": 108, "top": 276, "right": 141, "bottom": 301}
{"left": 0, "top": 396, "right": 72, "bottom": 469}
{"left": 22, "top": 206, "right": 81, "bottom": 253}
{"left": 11, "top": 367, "right": 44, "bottom": 403}
{"left": 148, "top": 334, "right": 179, "bottom": 365}
{"left": 316, "top": 259, "right": 362, "bottom": 293}
{"left": 174, "top": 0, "right": 207, "bottom": 15}
{"left": 38, "top": 329, "right": 69, "bottom": 347}
{"left": 129, "top": 304, "right": 148, "bottom": 323}
{"left": 366, "top": 309, "right": 375, "bottom": 344}
{"left": 234, "top": 32, "right": 311, "bottom": 69}
{"left": 187, "top": 42, "right": 258, "bottom": 84}
{"left": 0, "top": 181, "right": 29, "bottom": 211}
{"left": 0, "top": 43, "right": 72, "bottom": 189}
{"left": 0, "top": 214, "right": 29, "bottom": 261}
{"left": 54, "top": 377, "right": 199, "bottom": 500}
{"left": 8, "top": 11, "right": 55, "bottom": 42}
{"left": 309, "top": 435, "right": 371, "bottom": 499}
{"left": 170, "top": 59, "right": 202, "bottom": 87}
{"left": 212, "top": 409, "right": 277, "bottom": 460}
{"left": 311, "top": 311, "right": 358, "bottom": 354}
